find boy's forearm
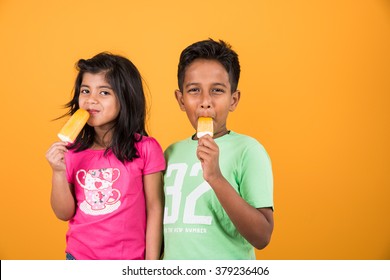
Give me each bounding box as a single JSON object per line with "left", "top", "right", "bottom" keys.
{"left": 208, "top": 176, "right": 274, "bottom": 249}
{"left": 50, "top": 171, "right": 75, "bottom": 221}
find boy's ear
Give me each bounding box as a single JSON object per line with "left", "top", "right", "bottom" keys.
{"left": 175, "top": 90, "right": 186, "bottom": 111}
{"left": 229, "top": 90, "right": 241, "bottom": 112}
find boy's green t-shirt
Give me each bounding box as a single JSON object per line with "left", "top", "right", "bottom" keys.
{"left": 163, "top": 131, "right": 273, "bottom": 260}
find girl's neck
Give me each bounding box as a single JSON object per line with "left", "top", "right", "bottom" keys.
{"left": 92, "top": 139, "right": 110, "bottom": 150}
{"left": 93, "top": 131, "right": 112, "bottom": 150}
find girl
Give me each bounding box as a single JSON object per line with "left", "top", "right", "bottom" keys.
{"left": 46, "top": 52, "right": 165, "bottom": 260}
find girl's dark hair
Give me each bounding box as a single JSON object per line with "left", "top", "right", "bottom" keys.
{"left": 177, "top": 38, "right": 241, "bottom": 93}
{"left": 64, "top": 52, "right": 147, "bottom": 162}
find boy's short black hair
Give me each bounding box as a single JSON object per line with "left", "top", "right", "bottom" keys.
{"left": 177, "top": 38, "right": 240, "bottom": 93}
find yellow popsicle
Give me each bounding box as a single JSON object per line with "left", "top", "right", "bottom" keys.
{"left": 58, "top": 109, "right": 90, "bottom": 143}
{"left": 197, "top": 117, "right": 213, "bottom": 138}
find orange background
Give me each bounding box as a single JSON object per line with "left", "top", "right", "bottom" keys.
{"left": 1, "top": 0, "right": 389, "bottom": 259}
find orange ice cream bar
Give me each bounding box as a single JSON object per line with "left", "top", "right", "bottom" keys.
{"left": 58, "top": 109, "right": 90, "bottom": 143}
{"left": 197, "top": 117, "right": 213, "bottom": 138}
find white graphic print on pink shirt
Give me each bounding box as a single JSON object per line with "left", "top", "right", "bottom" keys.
{"left": 76, "top": 168, "right": 121, "bottom": 215}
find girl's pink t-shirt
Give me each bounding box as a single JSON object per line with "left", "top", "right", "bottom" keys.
{"left": 64, "top": 136, "right": 165, "bottom": 260}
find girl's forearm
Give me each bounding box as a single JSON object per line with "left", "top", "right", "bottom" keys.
{"left": 145, "top": 210, "right": 163, "bottom": 259}
{"left": 50, "top": 171, "right": 75, "bottom": 221}
{"left": 144, "top": 172, "right": 164, "bottom": 259}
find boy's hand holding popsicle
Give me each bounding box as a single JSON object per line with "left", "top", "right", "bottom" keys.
{"left": 196, "top": 117, "right": 223, "bottom": 183}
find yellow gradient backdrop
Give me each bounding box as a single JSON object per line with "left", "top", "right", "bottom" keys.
{"left": 1, "top": 0, "right": 389, "bottom": 259}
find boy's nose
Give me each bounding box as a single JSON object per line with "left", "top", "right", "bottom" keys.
{"left": 200, "top": 94, "right": 212, "bottom": 109}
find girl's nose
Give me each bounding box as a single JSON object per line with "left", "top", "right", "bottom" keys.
{"left": 86, "top": 93, "right": 98, "bottom": 104}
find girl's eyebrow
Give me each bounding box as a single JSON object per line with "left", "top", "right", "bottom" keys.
{"left": 80, "top": 84, "right": 113, "bottom": 89}
{"left": 98, "top": 85, "right": 113, "bottom": 89}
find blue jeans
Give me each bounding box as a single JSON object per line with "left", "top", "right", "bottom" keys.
{"left": 66, "top": 252, "right": 76, "bottom": 260}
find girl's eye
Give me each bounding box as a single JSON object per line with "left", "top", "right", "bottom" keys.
{"left": 80, "top": 89, "right": 89, "bottom": 94}
{"left": 100, "top": 91, "right": 110, "bottom": 96}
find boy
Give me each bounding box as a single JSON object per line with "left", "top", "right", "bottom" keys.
{"left": 163, "top": 39, "right": 274, "bottom": 259}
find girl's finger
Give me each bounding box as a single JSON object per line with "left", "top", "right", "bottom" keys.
{"left": 46, "top": 142, "right": 68, "bottom": 157}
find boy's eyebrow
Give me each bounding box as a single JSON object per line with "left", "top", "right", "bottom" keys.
{"left": 184, "top": 82, "right": 200, "bottom": 88}
{"left": 212, "top": 82, "right": 227, "bottom": 87}
{"left": 184, "top": 82, "right": 227, "bottom": 88}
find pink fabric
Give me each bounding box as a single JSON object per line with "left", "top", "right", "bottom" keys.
{"left": 64, "top": 136, "right": 165, "bottom": 259}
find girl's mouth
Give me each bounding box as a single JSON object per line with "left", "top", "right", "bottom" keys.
{"left": 87, "top": 109, "right": 99, "bottom": 115}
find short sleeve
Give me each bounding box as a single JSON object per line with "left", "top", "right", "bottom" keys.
{"left": 138, "top": 136, "right": 166, "bottom": 175}
{"left": 240, "top": 141, "right": 274, "bottom": 209}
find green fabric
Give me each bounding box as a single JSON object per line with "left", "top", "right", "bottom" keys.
{"left": 163, "top": 131, "right": 273, "bottom": 260}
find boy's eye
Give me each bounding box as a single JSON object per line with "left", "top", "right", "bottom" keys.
{"left": 186, "top": 88, "right": 200, "bottom": 95}
{"left": 212, "top": 88, "right": 225, "bottom": 94}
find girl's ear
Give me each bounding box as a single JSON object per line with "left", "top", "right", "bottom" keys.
{"left": 229, "top": 90, "right": 241, "bottom": 112}
{"left": 175, "top": 90, "right": 186, "bottom": 111}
